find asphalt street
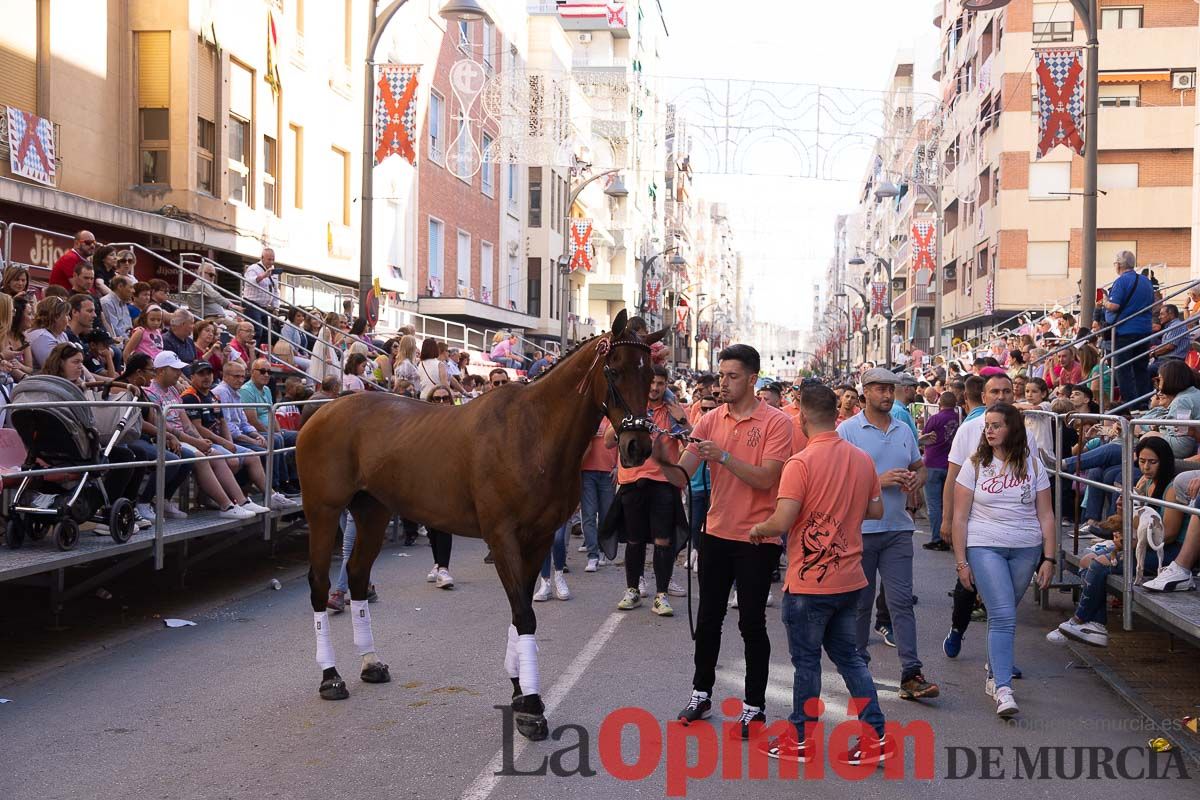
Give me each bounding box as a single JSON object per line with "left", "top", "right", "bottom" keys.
{"left": 1, "top": 528, "right": 1196, "bottom": 800}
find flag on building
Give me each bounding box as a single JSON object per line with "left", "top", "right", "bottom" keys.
{"left": 5, "top": 107, "right": 55, "bottom": 186}
{"left": 645, "top": 278, "right": 661, "bottom": 313}
{"left": 1035, "top": 48, "right": 1085, "bottom": 159}
{"left": 266, "top": 10, "right": 282, "bottom": 95}
{"left": 851, "top": 306, "right": 863, "bottom": 329}
{"left": 911, "top": 221, "right": 936, "bottom": 286}
{"left": 675, "top": 300, "right": 688, "bottom": 333}
{"left": 871, "top": 281, "right": 887, "bottom": 317}
{"left": 568, "top": 219, "right": 594, "bottom": 271}
{"left": 374, "top": 64, "right": 421, "bottom": 166}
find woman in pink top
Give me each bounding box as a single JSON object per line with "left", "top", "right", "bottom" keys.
{"left": 124, "top": 304, "right": 165, "bottom": 362}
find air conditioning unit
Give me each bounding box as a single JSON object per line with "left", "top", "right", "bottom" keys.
{"left": 943, "top": 265, "right": 957, "bottom": 281}
{"left": 578, "top": 33, "right": 593, "bottom": 43}
{"left": 891, "top": 278, "right": 906, "bottom": 293}
{"left": 1172, "top": 70, "right": 1196, "bottom": 90}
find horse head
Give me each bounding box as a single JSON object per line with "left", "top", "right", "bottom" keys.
{"left": 602, "top": 309, "right": 667, "bottom": 468}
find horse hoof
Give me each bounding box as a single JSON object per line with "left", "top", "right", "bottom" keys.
{"left": 515, "top": 712, "right": 550, "bottom": 741}
{"left": 319, "top": 677, "right": 349, "bottom": 700}
{"left": 360, "top": 662, "right": 391, "bottom": 684}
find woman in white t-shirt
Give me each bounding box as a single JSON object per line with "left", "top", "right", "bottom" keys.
{"left": 952, "top": 403, "right": 1056, "bottom": 719}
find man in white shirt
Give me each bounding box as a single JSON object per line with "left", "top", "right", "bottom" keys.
{"left": 243, "top": 248, "right": 281, "bottom": 339}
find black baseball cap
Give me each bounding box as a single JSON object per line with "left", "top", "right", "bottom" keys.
{"left": 190, "top": 359, "right": 214, "bottom": 374}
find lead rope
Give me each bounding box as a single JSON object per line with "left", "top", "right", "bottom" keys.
{"left": 655, "top": 425, "right": 701, "bottom": 641}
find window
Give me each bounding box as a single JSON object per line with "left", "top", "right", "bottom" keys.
{"left": 482, "top": 21, "right": 495, "bottom": 72}
{"left": 137, "top": 32, "right": 170, "bottom": 185}
{"left": 527, "top": 261, "right": 541, "bottom": 317}
{"left": 456, "top": 231, "right": 471, "bottom": 296}
{"left": 1028, "top": 161, "right": 1070, "bottom": 200}
{"left": 528, "top": 167, "right": 542, "bottom": 227}
{"left": 330, "top": 146, "right": 349, "bottom": 225}
{"left": 429, "top": 92, "right": 444, "bottom": 163}
{"left": 480, "top": 242, "right": 494, "bottom": 304}
{"left": 1098, "top": 83, "right": 1140, "bottom": 107}
{"left": 197, "top": 41, "right": 218, "bottom": 193}
{"left": 1098, "top": 163, "right": 1138, "bottom": 190}
{"left": 428, "top": 218, "right": 445, "bottom": 295}
{"left": 505, "top": 253, "right": 520, "bottom": 310}
{"left": 550, "top": 176, "right": 559, "bottom": 232}
{"left": 1033, "top": 21, "right": 1073, "bottom": 43}
{"left": 1027, "top": 241, "right": 1069, "bottom": 277}
{"left": 229, "top": 60, "right": 255, "bottom": 204}
{"left": 1101, "top": 7, "right": 1143, "bottom": 29}
{"left": 507, "top": 163, "right": 519, "bottom": 209}
{"left": 263, "top": 135, "right": 279, "bottom": 214}
{"left": 458, "top": 20, "right": 470, "bottom": 52}
{"left": 0, "top": 0, "right": 38, "bottom": 113}
{"left": 289, "top": 123, "right": 303, "bottom": 209}
{"left": 481, "top": 132, "right": 494, "bottom": 196}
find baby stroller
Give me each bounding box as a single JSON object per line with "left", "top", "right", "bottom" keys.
{"left": 5, "top": 375, "right": 140, "bottom": 550}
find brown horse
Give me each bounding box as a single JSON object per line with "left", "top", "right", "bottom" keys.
{"left": 297, "top": 309, "right": 661, "bottom": 739}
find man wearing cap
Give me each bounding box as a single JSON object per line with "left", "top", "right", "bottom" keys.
{"left": 837, "top": 367, "right": 939, "bottom": 701}
{"left": 890, "top": 372, "right": 920, "bottom": 440}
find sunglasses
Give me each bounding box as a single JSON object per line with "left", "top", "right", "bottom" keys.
{"left": 431, "top": 395, "right": 454, "bottom": 403}
{"left": 491, "top": 380, "right": 508, "bottom": 386}
{"left": 254, "top": 368, "right": 271, "bottom": 375}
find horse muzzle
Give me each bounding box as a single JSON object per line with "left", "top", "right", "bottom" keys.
{"left": 618, "top": 426, "right": 653, "bottom": 468}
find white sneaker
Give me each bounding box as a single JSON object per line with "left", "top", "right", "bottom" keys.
{"left": 729, "top": 590, "right": 739, "bottom": 609}
{"left": 426, "top": 566, "right": 438, "bottom": 583}
{"left": 1143, "top": 562, "right": 1196, "bottom": 593}
{"left": 1058, "top": 618, "right": 1108, "bottom": 647}
{"left": 269, "top": 492, "right": 298, "bottom": 508}
{"left": 585, "top": 558, "right": 598, "bottom": 573}
{"left": 994, "top": 686, "right": 1018, "bottom": 718}
{"left": 239, "top": 500, "right": 269, "bottom": 514}
{"left": 1046, "top": 629, "right": 1068, "bottom": 644}
{"left": 132, "top": 505, "right": 153, "bottom": 529}
{"left": 135, "top": 503, "right": 155, "bottom": 522}
{"left": 164, "top": 500, "right": 188, "bottom": 519}
{"left": 598, "top": 555, "right": 611, "bottom": 567}
{"left": 667, "top": 578, "right": 687, "bottom": 597}
{"left": 984, "top": 666, "right": 995, "bottom": 699}
{"left": 553, "top": 570, "right": 571, "bottom": 600}
{"left": 688, "top": 550, "right": 699, "bottom": 571}
{"left": 577, "top": 543, "right": 588, "bottom": 552}
{"left": 219, "top": 504, "right": 255, "bottom": 520}
{"left": 766, "top": 591, "right": 775, "bottom": 607}
{"left": 638, "top": 576, "right": 649, "bottom": 598}
{"left": 435, "top": 568, "right": 454, "bottom": 589}
{"left": 533, "top": 577, "right": 552, "bottom": 602}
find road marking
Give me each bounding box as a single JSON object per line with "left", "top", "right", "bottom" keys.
{"left": 460, "top": 612, "right": 626, "bottom": 800}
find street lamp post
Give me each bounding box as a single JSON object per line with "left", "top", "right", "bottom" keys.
{"left": 848, "top": 254, "right": 894, "bottom": 368}
{"left": 358, "top": 0, "right": 493, "bottom": 316}
{"left": 558, "top": 168, "right": 627, "bottom": 352}
{"left": 843, "top": 283, "right": 869, "bottom": 367}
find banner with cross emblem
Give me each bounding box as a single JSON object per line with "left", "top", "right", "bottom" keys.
{"left": 911, "top": 221, "right": 936, "bottom": 286}
{"left": 374, "top": 64, "right": 421, "bottom": 166}
{"left": 1035, "top": 49, "right": 1085, "bottom": 160}
{"left": 6, "top": 107, "right": 55, "bottom": 186}
{"left": 568, "top": 219, "right": 594, "bottom": 271}
{"left": 645, "top": 278, "right": 661, "bottom": 313}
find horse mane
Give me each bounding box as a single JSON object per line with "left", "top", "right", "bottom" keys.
{"left": 528, "top": 333, "right": 604, "bottom": 383}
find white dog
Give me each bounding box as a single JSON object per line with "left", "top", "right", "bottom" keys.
{"left": 1133, "top": 506, "right": 1165, "bottom": 584}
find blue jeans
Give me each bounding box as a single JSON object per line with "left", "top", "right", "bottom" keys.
{"left": 1075, "top": 540, "right": 1182, "bottom": 625}
{"left": 540, "top": 523, "right": 569, "bottom": 578}
{"left": 335, "top": 511, "right": 356, "bottom": 594}
{"left": 1113, "top": 333, "right": 1152, "bottom": 410}
{"left": 126, "top": 438, "right": 192, "bottom": 503}
{"left": 857, "top": 531, "right": 921, "bottom": 680}
{"left": 580, "top": 470, "right": 614, "bottom": 560}
{"left": 966, "top": 545, "right": 1041, "bottom": 690}
{"left": 925, "top": 467, "right": 947, "bottom": 543}
{"left": 1062, "top": 441, "right": 1123, "bottom": 474}
{"left": 782, "top": 590, "right": 885, "bottom": 740}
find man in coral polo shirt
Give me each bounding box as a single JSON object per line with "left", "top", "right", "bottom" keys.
{"left": 657, "top": 343, "right": 793, "bottom": 739}
{"left": 751, "top": 383, "right": 891, "bottom": 766}
{"left": 686, "top": 372, "right": 717, "bottom": 425}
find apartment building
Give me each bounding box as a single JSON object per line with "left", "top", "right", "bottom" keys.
{"left": 933, "top": 0, "right": 1196, "bottom": 343}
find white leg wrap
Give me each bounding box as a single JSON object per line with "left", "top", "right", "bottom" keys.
{"left": 517, "top": 634, "right": 540, "bottom": 697}
{"left": 314, "top": 611, "right": 336, "bottom": 670}
{"left": 504, "top": 624, "right": 520, "bottom": 679}
{"left": 350, "top": 599, "right": 376, "bottom": 658}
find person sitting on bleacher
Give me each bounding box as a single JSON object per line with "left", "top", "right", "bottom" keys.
{"left": 123, "top": 304, "right": 165, "bottom": 363}
{"left": 186, "top": 263, "right": 241, "bottom": 323}
{"left": 148, "top": 279, "right": 178, "bottom": 314}
{"left": 228, "top": 321, "right": 257, "bottom": 364}
{"left": 2, "top": 294, "right": 33, "bottom": 384}
{"left": 238, "top": 358, "right": 301, "bottom": 495}
{"left": 162, "top": 309, "right": 198, "bottom": 375}
{"left": 101, "top": 275, "right": 134, "bottom": 350}
{"left": 27, "top": 296, "right": 71, "bottom": 370}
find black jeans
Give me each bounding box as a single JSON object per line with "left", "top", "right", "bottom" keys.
{"left": 692, "top": 532, "right": 781, "bottom": 709}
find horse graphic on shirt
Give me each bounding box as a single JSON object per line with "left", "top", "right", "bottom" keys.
{"left": 796, "top": 511, "right": 845, "bottom": 584}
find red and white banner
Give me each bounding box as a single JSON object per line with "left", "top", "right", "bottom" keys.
{"left": 911, "top": 221, "right": 936, "bottom": 286}
{"left": 851, "top": 306, "right": 864, "bottom": 329}
{"left": 374, "top": 64, "right": 421, "bottom": 166}
{"left": 645, "top": 278, "right": 661, "bottom": 313}
{"left": 6, "top": 106, "right": 55, "bottom": 186}
{"left": 1035, "top": 49, "right": 1085, "bottom": 159}
{"left": 870, "top": 282, "right": 887, "bottom": 317}
{"left": 568, "top": 219, "right": 594, "bottom": 271}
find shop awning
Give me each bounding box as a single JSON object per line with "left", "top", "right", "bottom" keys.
{"left": 1098, "top": 70, "right": 1170, "bottom": 83}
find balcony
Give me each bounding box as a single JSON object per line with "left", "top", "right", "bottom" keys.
{"left": 932, "top": 1, "right": 942, "bottom": 29}
{"left": 535, "top": 2, "right": 631, "bottom": 38}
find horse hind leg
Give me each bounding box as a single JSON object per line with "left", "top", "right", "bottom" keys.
{"left": 306, "top": 504, "right": 349, "bottom": 700}
{"left": 347, "top": 492, "right": 392, "bottom": 685}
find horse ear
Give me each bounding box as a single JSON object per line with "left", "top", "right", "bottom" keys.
{"left": 612, "top": 309, "right": 628, "bottom": 338}
{"left": 643, "top": 326, "right": 669, "bottom": 345}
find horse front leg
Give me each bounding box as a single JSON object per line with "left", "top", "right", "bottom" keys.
{"left": 492, "top": 529, "right": 551, "bottom": 741}
{"left": 306, "top": 504, "right": 349, "bottom": 701}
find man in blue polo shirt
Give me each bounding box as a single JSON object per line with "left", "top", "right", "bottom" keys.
{"left": 1103, "top": 250, "right": 1155, "bottom": 409}
{"left": 838, "top": 367, "right": 939, "bottom": 702}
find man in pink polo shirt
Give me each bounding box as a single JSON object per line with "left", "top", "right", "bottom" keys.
{"left": 657, "top": 343, "right": 793, "bottom": 739}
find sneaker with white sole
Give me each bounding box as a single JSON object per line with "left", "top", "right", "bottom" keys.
{"left": 239, "top": 500, "right": 269, "bottom": 514}
{"left": 667, "top": 578, "right": 687, "bottom": 597}
{"left": 652, "top": 593, "right": 674, "bottom": 616}
{"left": 533, "top": 577, "right": 553, "bottom": 602}
{"left": 577, "top": 543, "right": 588, "bottom": 552}
{"left": 132, "top": 507, "right": 153, "bottom": 529}
{"left": 426, "top": 567, "right": 438, "bottom": 583}
{"left": 994, "top": 686, "right": 1019, "bottom": 718}
{"left": 984, "top": 667, "right": 996, "bottom": 699}
{"left": 585, "top": 558, "right": 598, "bottom": 573}
{"left": 617, "top": 588, "right": 641, "bottom": 610}
{"left": 135, "top": 503, "right": 155, "bottom": 523}
{"left": 1143, "top": 562, "right": 1196, "bottom": 593}
{"left": 435, "top": 568, "right": 454, "bottom": 589}
{"left": 1058, "top": 618, "right": 1108, "bottom": 646}
{"left": 731, "top": 703, "right": 766, "bottom": 740}
{"left": 598, "top": 555, "right": 611, "bottom": 567}
{"left": 219, "top": 504, "right": 255, "bottom": 520}
{"left": 729, "top": 590, "right": 738, "bottom": 609}
{"left": 677, "top": 690, "right": 712, "bottom": 724}
{"left": 269, "top": 492, "right": 299, "bottom": 508}
{"left": 766, "top": 591, "right": 774, "bottom": 607}
{"left": 638, "top": 576, "right": 649, "bottom": 598}
{"left": 552, "top": 570, "right": 571, "bottom": 600}
{"left": 1045, "top": 628, "right": 1068, "bottom": 644}
{"left": 164, "top": 501, "right": 188, "bottom": 519}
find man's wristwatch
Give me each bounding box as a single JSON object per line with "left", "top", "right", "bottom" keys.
{"left": 720, "top": 451, "right": 731, "bottom": 466}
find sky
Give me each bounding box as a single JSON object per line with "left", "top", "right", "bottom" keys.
{"left": 660, "top": 0, "right": 938, "bottom": 331}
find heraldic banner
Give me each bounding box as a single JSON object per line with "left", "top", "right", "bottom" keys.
{"left": 1035, "top": 48, "right": 1085, "bottom": 160}
{"left": 6, "top": 107, "right": 56, "bottom": 186}
{"left": 911, "top": 221, "right": 936, "bottom": 286}
{"left": 374, "top": 64, "right": 421, "bottom": 166}
{"left": 568, "top": 219, "right": 594, "bottom": 271}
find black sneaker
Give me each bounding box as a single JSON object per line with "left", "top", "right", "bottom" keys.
{"left": 365, "top": 584, "right": 379, "bottom": 603}
{"left": 730, "top": 703, "right": 766, "bottom": 740}
{"left": 677, "top": 691, "right": 712, "bottom": 724}
{"left": 875, "top": 624, "right": 896, "bottom": 647}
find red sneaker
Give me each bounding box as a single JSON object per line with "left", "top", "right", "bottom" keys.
{"left": 835, "top": 734, "right": 896, "bottom": 767}
{"left": 758, "top": 733, "right": 811, "bottom": 763}
{"left": 326, "top": 590, "right": 346, "bottom": 614}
